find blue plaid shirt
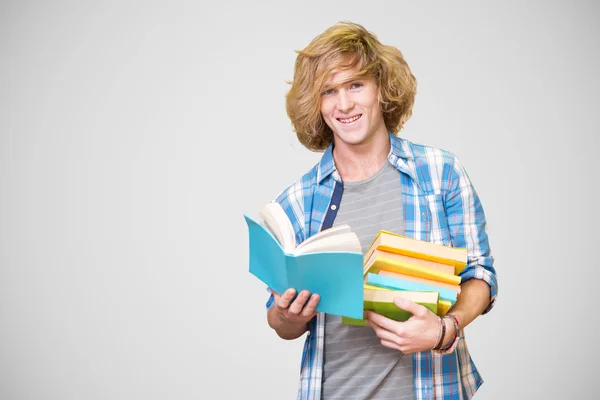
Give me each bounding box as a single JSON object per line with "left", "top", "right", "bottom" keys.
{"left": 266, "top": 133, "right": 498, "bottom": 400}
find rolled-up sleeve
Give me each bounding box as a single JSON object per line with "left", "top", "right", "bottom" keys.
{"left": 445, "top": 156, "right": 498, "bottom": 314}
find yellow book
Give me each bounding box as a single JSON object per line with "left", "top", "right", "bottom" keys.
{"left": 368, "top": 250, "right": 455, "bottom": 276}
{"left": 437, "top": 300, "right": 452, "bottom": 316}
{"left": 364, "top": 284, "right": 390, "bottom": 291}
{"left": 364, "top": 250, "right": 462, "bottom": 286}
{"left": 365, "top": 230, "right": 468, "bottom": 275}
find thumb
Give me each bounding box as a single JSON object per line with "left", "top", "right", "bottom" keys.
{"left": 393, "top": 297, "right": 428, "bottom": 318}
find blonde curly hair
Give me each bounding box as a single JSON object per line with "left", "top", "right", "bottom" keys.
{"left": 286, "top": 22, "right": 417, "bottom": 151}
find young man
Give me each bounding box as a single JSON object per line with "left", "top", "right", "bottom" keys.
{"left": 265, "top": 22, "right": 497, "bottom": 399}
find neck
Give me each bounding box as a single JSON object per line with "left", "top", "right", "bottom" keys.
{"left": 332, "top": 132, "right": 391, "bottom": 182}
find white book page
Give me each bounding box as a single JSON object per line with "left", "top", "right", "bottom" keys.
{"left": 294, "top": 232, "right": 361, "bottom": 255}
{"left": 259, "top": 202, "right": 296, "bottom": 253}
{"left": 295, "top": 224, "right": 352, "bottom": 251}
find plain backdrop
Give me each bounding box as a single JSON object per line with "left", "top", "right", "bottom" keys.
{"left": 1, "top": 1, "right": 599, "bottom": 399}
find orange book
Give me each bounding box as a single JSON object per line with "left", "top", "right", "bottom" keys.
{"left": 365, "top": 230, "right": 468, "bottom": 275}
{"left": 364, "top": 249, "right": 462, "bottom": 286}
{"left": 366, "top": 249, "right": 455, "bottom": 276}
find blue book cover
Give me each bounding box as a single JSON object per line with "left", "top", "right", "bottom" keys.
{"left": 365, "top": 273, "right": 457, "bottom": 303}
{"left": 245, "top": 214, "right": 364, "bottom": 319}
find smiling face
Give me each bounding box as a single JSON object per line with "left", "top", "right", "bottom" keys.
{"left": 320, "top": 68, "right": 388, "bottom": 149}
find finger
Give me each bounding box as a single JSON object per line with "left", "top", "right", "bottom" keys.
{"left": 364, "top": 310, "right": 405, "bottom": 336}
{"left": 288, "top": 290, "right": 311, "bottom": 315}
{"left": 277, "top": 288, "right": 297, "bottom": 310}
{"left": 380, "top": 339, "right": 403, "bottom": 352}
{"left": 270, "top": 289, "right": 280, "bottom": 301}
{"left": 392, "top": 297, "right": 430, "bottom": 318}
{"left": 300, "top": 294, "right": 320, "bottom": 317}
{"left": 366, "top": 319, "right": 404, "bottom": 345}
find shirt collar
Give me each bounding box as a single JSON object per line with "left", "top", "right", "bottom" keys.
{"left": 316, "top": 132, "right": 413, "bottom": 184}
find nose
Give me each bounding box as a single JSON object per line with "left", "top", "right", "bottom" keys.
{"left": 336, "top": 90, "right": 354, "bottom": 113}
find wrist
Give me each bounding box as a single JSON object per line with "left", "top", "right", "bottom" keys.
{"left": 268, "top": 308, "right": 309, "bottom": 339}
{"left": 440, "top": 314, "right": 460, "bottom": 350}
{"left": 441, "top": 317, "right": 455, "bottom": 347}
{"left": 432, "top": 316, "right": 446, "bottom": 350}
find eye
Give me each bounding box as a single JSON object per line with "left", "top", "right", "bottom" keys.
{"left": 350, "top": 82, "right": 363, "bottom": 90}
{"left": 322, "top": 88, "right": 336, "bottom": 96}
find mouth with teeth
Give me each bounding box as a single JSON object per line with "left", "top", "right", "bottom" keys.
{"left": 337, "top": 114, "right": 362, "bottom": 124}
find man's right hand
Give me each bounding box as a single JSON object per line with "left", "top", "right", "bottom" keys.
{"left": 267, "top": 288, "right": 320, "bottom": 340}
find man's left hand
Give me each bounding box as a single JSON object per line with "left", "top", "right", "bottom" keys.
{"left": 364, "top": 297, "right": 451, "bottom": 354}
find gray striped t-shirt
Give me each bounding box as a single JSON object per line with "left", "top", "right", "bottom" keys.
{"left": 322, "top": 161, "right": 414, "bottom": 400}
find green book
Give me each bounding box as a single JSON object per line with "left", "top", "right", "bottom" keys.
{"left": 341, "top": 288, "right": 439, "bottom": 326}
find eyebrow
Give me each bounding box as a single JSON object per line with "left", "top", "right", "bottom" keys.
{"left": 323, "top": 76, "right": 366, "bottom": 90}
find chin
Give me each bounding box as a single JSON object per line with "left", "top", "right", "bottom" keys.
{"left": 334, "top": 131, "right": 370, "bottom": 146}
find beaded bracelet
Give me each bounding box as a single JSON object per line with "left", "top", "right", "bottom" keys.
{"left": 432, "top": 316, "right": 446, "bottom": 350}
{"left": 447, "top": 314, "right": 460, "bottom": 332}
{"left": 440, "top": 314, "right": 461, "bottom": 351}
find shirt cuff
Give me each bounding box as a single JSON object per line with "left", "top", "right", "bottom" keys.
{"left": 460, "top": 260, "right": 498, "bottom": 314}
{"left": 265, "top": 287, "right": 275, "bottom": 310}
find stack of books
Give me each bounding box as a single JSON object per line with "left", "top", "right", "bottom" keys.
{"left": 342, "top": 230, "right": 467, "bottom": 326}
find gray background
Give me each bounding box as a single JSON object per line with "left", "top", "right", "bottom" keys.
{"left": 1, "top": 1, "right": 598, "bottom": 399}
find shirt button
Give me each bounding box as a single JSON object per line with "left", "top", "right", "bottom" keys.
{"left": 331, "top": 205, "right": 337, "bottom": 211}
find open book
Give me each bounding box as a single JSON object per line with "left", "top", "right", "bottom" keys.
{"left": 245, "top": 202, "right": 364, "bottom": 319}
